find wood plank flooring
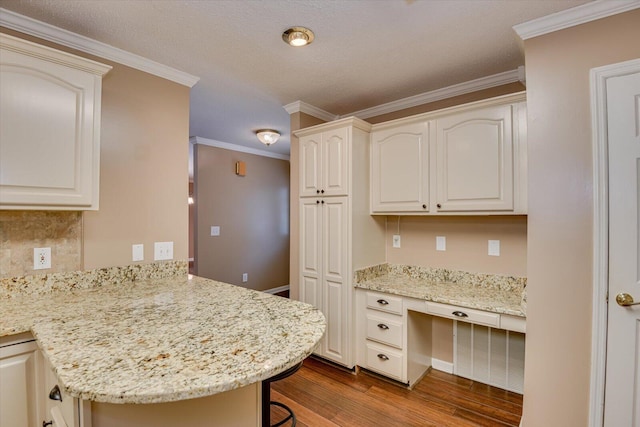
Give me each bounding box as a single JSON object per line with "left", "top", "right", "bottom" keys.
{"left": 269, "top": 357, "right": 523, "bottom": 427}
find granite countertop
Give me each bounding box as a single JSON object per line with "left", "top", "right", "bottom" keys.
{"left": 354, "top": 264, "right": 526, "bottom": 317}
{"left": 0, "top": 274, "right": 325, "bottom": 404}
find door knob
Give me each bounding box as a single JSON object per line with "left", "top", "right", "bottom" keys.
{"left": 615, "top": 293, "right": 640, "bottom": 307}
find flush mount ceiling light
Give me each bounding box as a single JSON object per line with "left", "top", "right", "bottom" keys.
{"left": 256, "top": 129, "right": 280, "bottom": 146}
{"left": 282, "top": 27, "right": 314, "bottom": 47}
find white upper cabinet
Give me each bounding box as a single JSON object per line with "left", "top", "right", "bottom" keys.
{"left": 436, "top": 104, "right": 513, "bottom": 212}
{"left": 370, "top": 92, "right": 527, "bottom": 215}
{"left": 371, "top": 122, "right": 430, "bottom": 212}
{"left": 0, "top": 33, "right": 111, "bottom": 210}
{"left": 300, "top": 127, "right": 349, "bottom": 197}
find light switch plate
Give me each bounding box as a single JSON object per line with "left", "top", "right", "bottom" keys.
{"left": 132, "top": 244, "right": 144, "bottom": 262}
{"left": 154, "top": 241, "right": 173, "bottom": 261}
{"left": 211, "top": 226, "right": 220, "bottom": 236}
{"left": 488, "top": 240, "right": 500, "bottom": 256}
{"left": 392, "top": 234, "right": 401, "bottom": 248}
{"left": 436, "top": 236, "right": 446, "bottom": 251}
{"left": 242, "top": 273, "right": 248, "bottom": 283}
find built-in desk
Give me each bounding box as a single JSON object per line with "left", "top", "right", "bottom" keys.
{"left": 354, "top": 264, "right": 526, "bottom": 393}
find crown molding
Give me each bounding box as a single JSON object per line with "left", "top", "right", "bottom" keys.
{"left": 283, "top": 101, "right": 338, "bottom": 122}
{"left": 190, "top": 137, "right": 290, "bottom": 161}
{"left": 0, "top": 8, "right": 199, "bottom": 87}
{"left": 513, "top": 0, "right": 640, "bottom": 40}
{"left": 344, "top": 68, "right": 522, "bottom": 120}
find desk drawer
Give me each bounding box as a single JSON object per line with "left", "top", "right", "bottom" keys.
{"left": 425, "top": 301, "right": 500, "bottom": 328}
{"left": 365, "top": 342, "right": 403, "bottom": 381}
{"left": 366, "top": 292, "right": 403, "bottom": 315}
{"left": 366, "top": 312, "right": 403, "bottom": 348}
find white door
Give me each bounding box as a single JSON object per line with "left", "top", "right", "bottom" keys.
{"left": 299, "top": 134, "right": 321, "bottom": 197}
{"left": 321, "top": 127, "right": 349, "bottom": 197}
{"left": 604, "top": 70, "right": 640, "bottom": 426}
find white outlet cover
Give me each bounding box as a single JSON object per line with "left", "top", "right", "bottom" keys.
{"left": 392, "top": 234, "right": 401, "bottom": 248}
{"left": 33, "top": 247, "right": 51, "bottom": 270}
{"left": 436, "top": 236, "right": 446, "bottom": 251}
{"left": 211, "top": 226, "right": 220, "bottom": 236}
{"left": 488, "top": 240, "right": 501, "bottom": 256}
{"left": 132, "top": 244, "right": 144, "bottom": 262}
{"left": 242, "top": 273, "right": 248, "bottom": 282}
{"left": 154, "top": 241, "right": 174, "bottom": 261}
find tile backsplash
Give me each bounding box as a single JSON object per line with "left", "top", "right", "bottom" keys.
{"left": 0, "top": 211, "right": 82, "bottom": 278}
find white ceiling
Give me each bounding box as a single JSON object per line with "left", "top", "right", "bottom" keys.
{"left": 0, "top": 0, "right": 590, "bottom": 156}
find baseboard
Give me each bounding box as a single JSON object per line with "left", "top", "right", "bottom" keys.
{"left": 431, "top": 358, "right": 454, "bottom": 374}
{"left": 263, "top": 285, "right": 290, "bottom": 295}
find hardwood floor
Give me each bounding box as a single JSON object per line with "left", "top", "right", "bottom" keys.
{"left": 269, "top": 357, "right": 523, "bottom": 427}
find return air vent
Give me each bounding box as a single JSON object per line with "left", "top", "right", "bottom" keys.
{"left": 454, "top": 322, "right": 525, "bottom": 394}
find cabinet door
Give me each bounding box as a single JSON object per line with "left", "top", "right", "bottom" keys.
{"left": 299, "top": 199, "right": 322, "bottom": 310}
{"left": 299, "top": 134, "right": 322, "bottom": 197}
{"left": 0, "top": 35, "right": 108, "bottom": 210}
{"left": 0, "top": 340, "right": 42, "bottom": 427}
{"left": 321, "top": 197, "right": 349, "bottom": 364}
{"left": 436, "top": 104, "right": 514, "bottom": 212}
{"left": 371, "top": 123, "right": 429, "bottom": 212}
{"left": 321, "top": 127, "right": 349, "bottom": 196}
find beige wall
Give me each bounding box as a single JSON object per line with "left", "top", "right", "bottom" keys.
{"left": 0, "top": 28, "right": 190, "bottom": 274}
{"left": 194, "top": 144, "right": 290, "bottom": 292}
{"left": 522, "top": 10, "right": 640, "bottom": 426}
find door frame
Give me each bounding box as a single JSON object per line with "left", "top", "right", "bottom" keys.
{"left": 589, "top": 58, "right": 640, "bottom": 427}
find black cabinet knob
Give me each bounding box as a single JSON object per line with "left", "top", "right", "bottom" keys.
{"left": 316, "top": 200, "right": 320, "bottom": 204}
{"left": 316, "top": 189, "right": 320, "bottom": 194}
{"left": 422, "top": 204, "right": 427, "bottom": 209}
{"left": 437, "top": 203, "right": 442, "bottom": 208}
{"left": 321, "top": 189, "right": 325, "bottom": 194}
{"left": 321, "top": 200, "right": 325, "bottom": 204}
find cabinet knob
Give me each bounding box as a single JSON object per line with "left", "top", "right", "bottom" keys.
{"left": 321, "top": 189, "right": 325, "bottom": 194}
{"left": 377, "top": 353, "right": 389, "bottom": 361}
{"left": 376, "top": 299, "right": 389, "bottom": 305}
{"left": 321, "top": 200, "right": 325, "bottom": 204}
{"left": 316, "top": 200, "right": 320, "bottom": 204}
{"left": 316, "top": 189, "right": 320, "bottom": 194}
{"left": 422, "top": 204, "right": 427, "bottom": 209}
{"left": 377, "top": 323, "right": 389, "bottom": 330}
{"left": 437, "top": 203, "right": 442, "bottom": 209}
{"left": 49, "top": 384, "right": 62, "bottom": 402}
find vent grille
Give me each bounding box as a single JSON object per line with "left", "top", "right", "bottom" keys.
{"left": 454, "top": 322, "right": 525, "bottom": 393}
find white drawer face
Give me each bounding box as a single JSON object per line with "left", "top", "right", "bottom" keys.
{"left": 500, "top": 314, "right": 526, "bottom": 333}
{"left": 425, "top": 301, "right": 500, "bottom": 328}
{"left": 365, "top": 342, "right": 403, "bottom": 381}
{"left": 366, "top": 292, "right": 403, "bottom": 315}
{"left": 366, "top": 313, "right": 403, "bottom": 348}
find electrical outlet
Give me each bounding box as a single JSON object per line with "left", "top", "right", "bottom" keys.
{"left": 211, "top": 226, "right": 220, "bottom": 236}
{"left": 33, "top": 247, "right": 51, "bottom": 270}
{"left": 392, "top": 234, "right": 401, "bottom": 248}
{"left": 488, "top": 240, "right": 501, "bottom": 256}
{"left": 132, "top": 244, "right": 144, "bottom": 262}
{"left": 154, "top": 242, "right": 173, "bottom": 261}
{"left": 242, "top": 273, "right": 248, "bottom": 283}
{"left": 436, "top": 236, "right": 446, "bottom": 251}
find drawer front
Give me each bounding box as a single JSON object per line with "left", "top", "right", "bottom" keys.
{"left": 425, "top": 301, "right": 500, "bottom": 328}
{"left": 365, "top": 342, "right": 403, "bottom": 381}
{"left": 366, "top": 292, "right": 403, "bottom": 315}
{"left": 500, "top": 314, "right": 526, "bottom": 333}
{"left": 366, "top": 312, "right": 403, "bottom": 348}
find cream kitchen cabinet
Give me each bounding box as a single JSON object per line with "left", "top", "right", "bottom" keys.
{"left": 370, "top": 92, "right": 527, "bottom": 215}
{"left": 0, "top": 33, "right": 111, "bottom": 210}
{"left": 370, "top": 122, "right": 430, "bottom": 212}
{"left": 42, "top": 357, "right": 91, "bottom": 427}
{"left": 299, "top": 126, "right": 349, "bottom": 197}
{"left": 0, "top": 333, "right": 44, "bottom": 427}
{"left": 295, "top": 118, "right": 386, "bottom": 368}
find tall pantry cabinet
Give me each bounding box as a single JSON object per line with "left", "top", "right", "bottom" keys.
{"left": 295, "top": 117, "right": 385, "bottom": 368}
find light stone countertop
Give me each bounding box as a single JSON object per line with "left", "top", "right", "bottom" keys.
{"left": 354, "top": 265, "right": 525, "bottom": 317}
{"left": 0, "top": 275, "right": 325, "bottom": 404}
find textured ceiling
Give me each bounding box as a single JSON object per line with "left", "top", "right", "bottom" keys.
{"left": 0, "top": 0, "right": 590, "bottom": 156}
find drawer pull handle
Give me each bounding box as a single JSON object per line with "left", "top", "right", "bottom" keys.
{"left": 452, "top": 311, "right": 468, "bottom": 318}
{"left": 377, "top": 323, "right": 389, "bottom": 330}
{"left": 43, "top": 422, "right": 53, "bottom": 427}
{"left": 377, "top": 299, "right": 389, "bottom": 305}
{"left": 377, "top": 353, "right": 389, "bottom": 361}
{"left": 49, "top": 385, "right": 62, "bottom": 402}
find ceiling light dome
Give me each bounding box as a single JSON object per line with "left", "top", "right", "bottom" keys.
{"left": 282, "top": 27, "right": 314, "bottom": 47}
{"left": 256, "top": 129, "right": 280, "bottom": 146}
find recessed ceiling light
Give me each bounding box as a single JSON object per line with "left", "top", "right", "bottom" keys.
{"left": 282, "top": 27, "right": 314, "bottom": 47}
